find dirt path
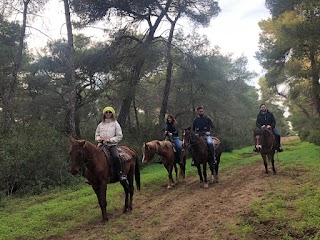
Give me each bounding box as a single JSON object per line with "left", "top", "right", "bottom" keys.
{"left": 56, "top": 159, "right": 296, "bottom": 240}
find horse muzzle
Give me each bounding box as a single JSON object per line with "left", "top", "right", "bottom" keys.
{"left": 256, "top": 145, "right": 262, "bottom": 152}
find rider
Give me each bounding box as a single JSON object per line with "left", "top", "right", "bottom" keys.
{"left": 164, "top": 114, "right": 182, "bottom": 163}
{"left": 254, "top": 103, "right": 283, "bottom": 152}
{"left": 192, "top": 106, "right": 216, "bottom": 164}
{"left": 95, "top": 106, "right": 127, "bottom": 182}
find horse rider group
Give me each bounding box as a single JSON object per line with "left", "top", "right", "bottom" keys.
{"left": 94, "top": 103, "right": 283, "bottom": 182}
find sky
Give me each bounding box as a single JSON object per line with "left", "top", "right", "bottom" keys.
{"left": 199, "top": 0, "right": 271, "bottom": 82}
{"left": 28, "top": 0, "right": 271, "bottom": 85}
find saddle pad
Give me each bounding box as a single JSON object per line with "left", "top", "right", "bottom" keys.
{"left": 118, "top": 148, "right": 132, "bottom": 162}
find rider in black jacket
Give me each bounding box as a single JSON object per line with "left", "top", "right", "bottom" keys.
{"left": 254, "top": 104, "right": 283, "bottom": 152}
{"left": 192, "top": 106, "right": 216, "bottom": 163}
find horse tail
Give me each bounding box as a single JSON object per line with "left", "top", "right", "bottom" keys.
{"left": 135, "top": 158, "right": 141, "bottom": 191}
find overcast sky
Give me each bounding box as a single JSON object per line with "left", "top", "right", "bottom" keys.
{"left": 28, "top": 0, "right": 271, "bottom": 85}
{"left": 200, "top": 0, "right": 271, "bottom": 82}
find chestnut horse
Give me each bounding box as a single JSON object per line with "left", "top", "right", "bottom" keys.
{"left": 182, "top": 128, "right": 222, "bottom": 188}
{"left": 254, "top": 127, "right": 277, "bottom": 174}
{"left": 142, "top": 140, "right": 186, "bottom": 188}
{"left": 69, "top": 138, "right": 140, "bottom": 222}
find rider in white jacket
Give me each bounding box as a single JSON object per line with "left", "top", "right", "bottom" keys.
{"left": 95, "top": 106, "right": 126, "bottom": 182}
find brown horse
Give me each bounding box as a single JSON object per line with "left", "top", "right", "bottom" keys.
{"left": 182, "top": 128, "right": 222, "bottom": 187}
{"left": 254, "top": 127, "right": 277, "bottom": 175}
{"left": 142, "top": 140, "right": 186, "bottom": 188}
{"left": 69, "top": 138, "right": 140, "bottom": 222}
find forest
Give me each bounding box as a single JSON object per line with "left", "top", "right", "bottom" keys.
{"left": 0, "top": 0, "right": 319, "bottom": 197}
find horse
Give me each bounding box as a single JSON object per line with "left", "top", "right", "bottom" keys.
{"left": 69, "top": 138, "right": 140, "bottom": 222}
{"left": 141, "top": 140, "right": 186, "bottom": 189}
{"left": 182, "top": 128, "right": 222, "bottom": 188}
{"left": 254, "top": 127, "right": 277, "bottom": 175}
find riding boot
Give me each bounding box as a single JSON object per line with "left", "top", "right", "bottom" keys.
{"left": 276, "top": 135, "right": 283, "bottom": 152}
{"left": 119, "top": 171, "right": 127, "bottom": 181}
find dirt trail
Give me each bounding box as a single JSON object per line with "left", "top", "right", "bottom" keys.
{"left": 57, "top": 158, "right": 295, "bottom": 240}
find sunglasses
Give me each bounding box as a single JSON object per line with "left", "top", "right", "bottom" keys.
{"left": 105, "top": 111, "right": 113, "bottom": 114}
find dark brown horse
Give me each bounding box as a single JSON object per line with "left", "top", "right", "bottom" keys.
{"left": 69, "top": 138, "right": 140, "bottom": 222}
{"left": 182, "top": 128, "right": 222, "bottom": 187}
{"left": 142, "top": 140, "right": 186, "bottom": 188}
{"left": 254, "top": 127, "right": 277, "bottom": 174}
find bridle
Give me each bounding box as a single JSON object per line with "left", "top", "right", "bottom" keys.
{"left": 183, "top": 130, "right": 206, "bottom": 149}
{"left": 256, "top": 128, "right": 275, "bottom": 152}
{"left": 78, "top": 142, "right": 104, "bottom": 166}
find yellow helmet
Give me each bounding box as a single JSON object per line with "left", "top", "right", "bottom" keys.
{"left": 102, "top": 106, "right": 115, "bottom": 115}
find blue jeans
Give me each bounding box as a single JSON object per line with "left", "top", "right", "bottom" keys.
{"left": 173, "top": 137, "right": 182, "bottom": 161}
{"left": 205, "top": 136, "right": 215, "bottom": 161}
{"left": 273, "top": 128, "right": 281, "bottom": 145}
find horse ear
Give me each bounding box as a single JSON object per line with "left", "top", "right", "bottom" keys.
{"left": 78, "top": 140, "right": 86, "bottom": 147}
{"left": 70, "top": 136, "right": 75, "bottom": 144}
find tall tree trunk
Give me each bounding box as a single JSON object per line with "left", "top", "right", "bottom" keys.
{"left": 63, "top": 0, "right": 77, "bottom": 137}
{"left": 1, "top": 0, "right": 29, "bottom": 131}
{"left": 309, "top": 50, "right": 320, "bottom": 117}
{"left": 117, "top": 0, "right": 173, "bottom": 127}
{"left": 159, "top": 12, "right": 180, "bottom": 126}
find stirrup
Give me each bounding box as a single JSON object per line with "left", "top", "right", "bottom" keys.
{"left": 277, "top": 147, "right": 283, "bottom": 152}
{"left": 119, "top": 172, "right": 127, "bottom": 181}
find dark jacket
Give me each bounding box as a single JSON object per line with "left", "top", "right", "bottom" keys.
{"left": 192, "top": 115, "right": 214, "bottom": 134}
{"left": 256, "top": 110, "right": 276, "bottom": 129}
{"left": 165, "top": 122, "right": 179, "bottom": 137}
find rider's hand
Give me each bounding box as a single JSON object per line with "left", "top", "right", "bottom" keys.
{"left": 205, "top": 131, "right": 210, "bottom": 136}
{"left": 168, "top": 133, "right": 173, "bottom": 136}
{"left": 96, "top": 136, "right": 103, "bottom": 142}
{"left": 261, "top": 125, "right": 266, "bottom": 129}
{"left": 105, "top": 138, "right": 111, "bottom": 143}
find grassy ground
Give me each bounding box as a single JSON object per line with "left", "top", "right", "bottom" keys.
{"left": 0, "top": 137, "right": 319, "bottom": 240}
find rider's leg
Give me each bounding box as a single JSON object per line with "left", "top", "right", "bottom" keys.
{"left": 109, "top": 145, "right": 127, "bottom": 181}
{"left": 174, "top": 137, "right": 182, "bottom": 163}
{"left": 273, "top": 128, "right": 283, "bottom": 152}
{"left": 206, "top": 136, "right": 216, "bottom": 163}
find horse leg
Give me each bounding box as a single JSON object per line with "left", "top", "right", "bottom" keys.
{"left": 208, "top": 160, "right": 215, "bottom": 183}
{"left": 271, "top": 153, "right": 277, "bottom": 174}
{"left": 120, "top": 179, "right": 130, "bottom": 213}
{"left": 214, "top": 155, "right": 220, "bottom": 183}
{"left": 262, "top": 154, "right": 268, "bottom": 175}
{"left": 203, "top": 161, "right": 208, "bottom": 188}
{"left": 173, "top": 163, "right": 179, "bottom": 183}
{"left": 127, "top": 168, "right": 135, "bottom": 211}
{"left": 179, "top": 162, "right": 186, "bottom": 182}
{"left": 164, "top": 163, "right": 174, "bottom": 189}
{"left": 196, "top": 164, "right": 203, "bottom": 184}
{"left": 92, "top": 182, "right": 108, "bottom": 222}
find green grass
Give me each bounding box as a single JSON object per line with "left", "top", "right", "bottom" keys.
{"left": 0, "top": 138, "right": 319, "bottom": 240}
{"left": 234, "top": 139, "right": 320, "bottom": 240}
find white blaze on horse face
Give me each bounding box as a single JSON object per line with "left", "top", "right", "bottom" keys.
{"left": 255, "top": 135, "right": 262, "bottom": 149}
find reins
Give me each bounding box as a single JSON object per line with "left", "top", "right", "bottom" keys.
{"left": 262, "top": 128, "right": 276, "bottom": 152}
{"left": 81, "top": 142, "right": 105, "bottom": 165}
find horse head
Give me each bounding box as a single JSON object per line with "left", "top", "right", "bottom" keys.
{"left": 182, "top": 127, "right": 191, "bottom": 147}
{"left": 142, "top": 142, "right": 156, "bottom": 164}
{"left": 69, "top": 137, "right": 86, "bottom": 175}
{"left": 254, "top": 128, "right": 275, "bottom": 152}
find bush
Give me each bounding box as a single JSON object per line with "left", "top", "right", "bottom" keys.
{"left": 0, "top": 122, "right": 71, "bottom": 196}
{"left": 307, "top": 130, "right": 320, "bottom": 146}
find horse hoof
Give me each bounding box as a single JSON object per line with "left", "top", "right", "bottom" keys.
{"left": 204, "top": 183, "right": 209, "bottom": 188}
{"left": 167, "top": 185, "right": 172, "bottom": 189}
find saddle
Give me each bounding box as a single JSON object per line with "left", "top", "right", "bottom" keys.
{"left": 98, "top": 145, "right": 132, "bottom": 183}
